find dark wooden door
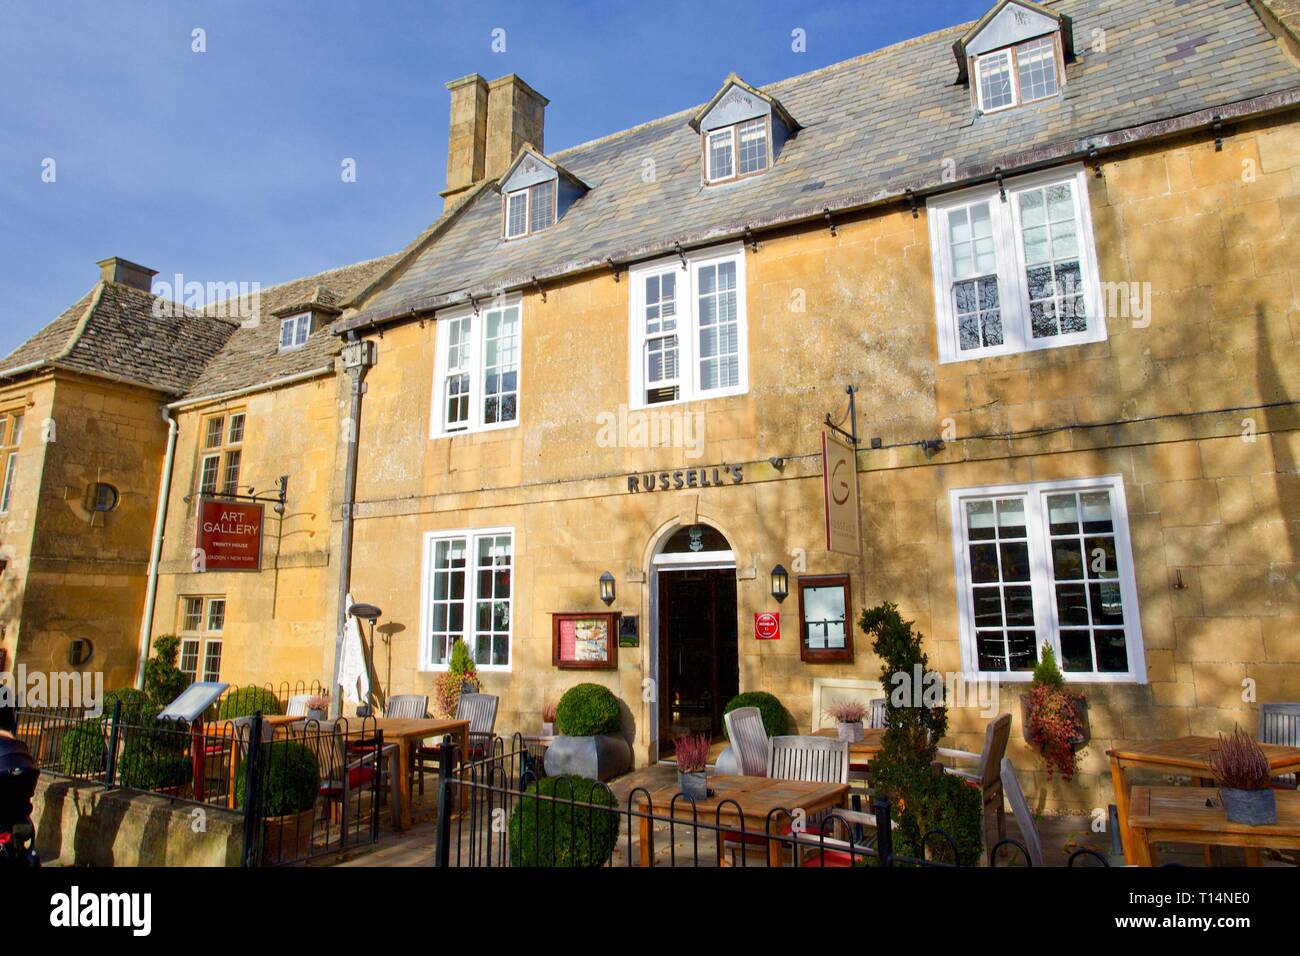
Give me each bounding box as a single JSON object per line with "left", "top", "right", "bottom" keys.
{"left": 658, "top": 568, "right": 739, "bottom": 751}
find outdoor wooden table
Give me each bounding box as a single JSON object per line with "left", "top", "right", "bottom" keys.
{"left": 812, "top": 727, "right": 885, "bottom": 761}
{"left": 633, "top": 774, "right": 849, "bottom": 867}
{"left": 1108, "top": 736, "right": 1300, "bottom": 862}
{"left": 1127, "top": 786, "right": 1300, "bottom": 866}
{"left": 348, "top": 718, "right": 470, "bottom": 830}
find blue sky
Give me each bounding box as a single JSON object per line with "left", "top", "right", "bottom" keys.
{"left": 0, "top": 0, "right": 991, "bottom": 359}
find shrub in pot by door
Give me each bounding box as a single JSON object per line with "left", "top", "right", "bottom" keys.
{"left": 1021, "top": 646, "right": 1089, "bottom": 781}
{"left": 1209, "top": 727, "right": 1277, "bottom": 826}
{"left": 434, "top": 639, "right": 480, "bottom": 719}
{"left": 236, "top": 740, "right": 321, "bottom": 863}
{"left": 675, "top": 733, "right": 711, "bottom": 800}
{"left": 544, "top": 683, "right": 631, "bottom": 782}
{"left": 825, "top": 700, "right": 869, "bottom": 743}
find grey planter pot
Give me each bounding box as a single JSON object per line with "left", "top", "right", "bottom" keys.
{"left": 677, "top": 769, "right": 708, "bottom": 800}
{"left": 1220, "top": 788, "right": 1277, "bottom": 826}
{"left": 541, "top": 722, "right": 556, "bottom": 737}
{"left": 543, "top": 734, "right": 631, "bottom": 782}
{"left": 838, "top": 720, "right": 864, "bottom": 743}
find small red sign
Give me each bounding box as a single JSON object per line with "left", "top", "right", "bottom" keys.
{"left": 195, "top": 497, "right": 264, "bottom": 571}
{"left": 755, "top": 612, "right": 781, "bottom": 641}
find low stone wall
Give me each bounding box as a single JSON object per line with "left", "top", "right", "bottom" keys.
{"left": 32, "top": 776, "right": 245, "bottom": 867}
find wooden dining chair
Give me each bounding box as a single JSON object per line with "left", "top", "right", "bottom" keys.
{"left": 936, "top": 712, "right": 1012, "bottom": 845}
{"left": 722, "top": 706, "right": 770, "bottom": 777}
{"left": 725, "top": 736, "right": 849, "bottom": 865}
{"left": 991, "top": 757, "right": 1108, "bottom": 867}
{"left": 867, "top": 697, "right": 887, "bottom": 729}
{"left": 385, "top": 694, "right": 429, "bottom": 719}
{"left": 1259, "top": 703, "right": 1300, "bottom": 788}
{"left": 285, "top": 695, "right": 312, "bottom": 717}
{"left": 848, "top": 697, "right": 889, "bottom": 791}
{"left": 297, "top": 719, "right": 400, "bottom": 839}
{"left": 415, "top": 693, "right": 499, "bottom": 793}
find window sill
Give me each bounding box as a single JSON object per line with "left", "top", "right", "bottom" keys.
{"left": 430, "top": 420, "right": 520, "bottom": 440}
{"left": 420, "top": 663, "right": 511, "bottom": 674}
{"left": 961, "top": 670, "right": 1145, "bottom": 685}
{"left": 938, "top": 327, "right": 1107, "bottom": 366}
{"left": 627, "top": 385, "right": 748, "bottom": 413}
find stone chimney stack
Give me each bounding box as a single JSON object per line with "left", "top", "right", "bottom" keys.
{"left": 441, "top": 73, "right": 547, "bottom": 208}
{"left": 96, "top": 257, "right": 157, "bottom": 293}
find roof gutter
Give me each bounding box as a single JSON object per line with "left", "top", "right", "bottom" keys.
{"left": 335, "top": 86, "right": 1300, "bottom": 336}
{"left": 166, "top": 365, "right": 335, "bottom": 411}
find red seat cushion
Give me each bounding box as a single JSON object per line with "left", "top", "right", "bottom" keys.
{"left": 419, "top": 742, "right": 485, "bottom": 759}
{"left": 849, "top": 762, "right": 871, "bottom": 773}
{"left": 800, "top": 848, "right": 858, "bottom": 868}
{"left": 723, "top": 821, "right": 792, "bottom": 845}
{"left": 320, "top": 766, "right": 376, "bottom": 797}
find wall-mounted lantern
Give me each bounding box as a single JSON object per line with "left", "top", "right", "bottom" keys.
{"left": 599, "top": 571, "right": 616, "bottom": 606}
{"left": 771, "top": 564, "right": 789, "bottom": 603}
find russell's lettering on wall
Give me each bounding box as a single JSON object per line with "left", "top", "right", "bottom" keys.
{"left": 626, "top": 465, "right": 744, "bottom": 493}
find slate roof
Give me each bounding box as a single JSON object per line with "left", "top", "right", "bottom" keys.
{"left": 0, "top": 282, "right": 238, "bottom": 395}
{"left": 181, "top": 253, "right": 400, "bottom": 401}
{"left": 341, "top": 0, "right": 1300, "bottom": 332}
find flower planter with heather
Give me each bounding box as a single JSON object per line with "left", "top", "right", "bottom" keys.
{"left": 434, "top": 639, "right": 480, "bottom": 719}
{"left": 1021, "top": 646, "right": 1088, "bottom": 781}
{"left": 1210, "top": 727, "right": 1277, "bottom": 826}
{"left": 305, "top": 692, "right": 331, "bottom": 722}
{"left": 675, "top": 732, "right": 711, "bottom": 800}
{"left": 541, "top": 700, "right": 558, "bottom": 738}
{"left": 825, "top": 699, "right": 869, "bottom": 743}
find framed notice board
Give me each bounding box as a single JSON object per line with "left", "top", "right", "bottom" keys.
{"left": 552, "top": 612, "right": 620, "bottom": 670}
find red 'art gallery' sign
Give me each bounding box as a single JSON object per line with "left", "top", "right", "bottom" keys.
{"left": 195, "top": 498, "right": 264, "bottom": 571}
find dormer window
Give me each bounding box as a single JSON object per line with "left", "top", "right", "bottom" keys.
{"left": 278, "top": 312, "right": 312, "bottom": 352}
{"left": 497, "top": 146, "right": 587, "bottom": 242}
{"left": 503, "top": 181, "right": 555, "bottom": 240}
{"left": 693, "top": 74, "right": 799, "bottom": 188}
{"left": 956, "top": 2, "right": 1072, "bottom": 115}
{"left": 974, "top": 35, "right": 1061, "bottom": 113}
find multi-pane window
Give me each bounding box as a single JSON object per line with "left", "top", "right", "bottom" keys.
{"left": 178, "top": 595, "right": 225, "bottom": 683}
{"left": 928, "top": 166, "right": 1102, "bottom": 363}
{"left": 629, "top": 245, "right": 747, "bottom": 408}
{"left": 502, "top": 181, "right": 556, "bottom": 240}
{"left": 197, "top": 410, "right": 247, "bottom": 496}
{"left": 423, "top": 529, "right": 513, "bottom": 670}
{"left": 432, "top": 301, "right": 521, "bottom": 436}
{"left": 951, "top": 477, "right": 1144, "bottom": 682}
{"left": 0, "top": 412, "right": 23, "bottom": 515}
{"left": 278, "top": 313, "right": 312, "bottom": 352}
{"left": 974, "top": 35, "right": 1060, "bottom": 113}
{"left": 704, "top": 118, "right": 770, "bottom": 184}
{"left": 643, "top": 272, "right": 680, "bottom": 404}
{"left": 443, "top": 315, "right": 473, "bottom": 432}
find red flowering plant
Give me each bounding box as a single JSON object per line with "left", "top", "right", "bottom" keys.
{"left": 674, "top": 733, "right": 712, "bottom": 774}
{"left": 433, "top": 639, "right": 480, "bottom": 719}
{"left": 1023, "top": 646, "right": 1086, "bottom": 780}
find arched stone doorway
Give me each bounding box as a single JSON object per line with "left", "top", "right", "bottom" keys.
{"left": 651, "top": 523, "right": 739, "bottom": 756}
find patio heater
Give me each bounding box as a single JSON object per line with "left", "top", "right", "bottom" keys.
{"left": 348, "top": 603, "right": 382, "bottom": 717}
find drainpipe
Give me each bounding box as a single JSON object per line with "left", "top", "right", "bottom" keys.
{"left": 136, "top": 407, "right": 179, "bottom": 688}
{"left": 331, "top": 335, "right": 376, "bottom": 717}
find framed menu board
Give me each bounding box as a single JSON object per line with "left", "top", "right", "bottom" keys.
{"left": 552, "top": 612, "right": 620, "bottom": 670}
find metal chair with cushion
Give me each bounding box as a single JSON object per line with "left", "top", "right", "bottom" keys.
{"left": 1260, "top": 703, "right": 1300, "bottom": 788}
{"left": 936, "top": 712, "right": 1012, "bottom": 845}
{"left": 415, "top": 693, "right": 499, "bottom": 793}
{"left": 722, "top": 706, "right": 770, "bottom": 777}
{"left": 385, "top": 694, "right": 429, "bottom": 719}
{"left": 991, "top": 757, "right": 1108, "bottom": 867}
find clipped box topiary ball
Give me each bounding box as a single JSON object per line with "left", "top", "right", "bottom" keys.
{"left": 555, "top": 683, "right": 621, "bottom": 737}
{"left": 508, "top": 775, "right": 619, "bottom": 867}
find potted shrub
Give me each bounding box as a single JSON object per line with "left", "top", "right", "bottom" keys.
{"left": 1209, "top": 728, "right": 1277, "bottom": 826}
{"left": 675, "top": 732, "right": 711, "bottom": 799}
{"left": 305, "top": 693, "right": 331, "bottom": 722}
{"left": 116, "top": 722, "right": 192, "bottom": 795}
{"left": 434, "top": 639, "right": 480, "bottom": 719}
{"left": 722, "top": 691, "right": 791, "bottom": 739}
{"left": 859, "top": 602, "right": 983, "bottom": 866}
{"left": 218, "top": 686, "right": 284, "bottom": 721}
{"left": 1021, "top": 646, "right": 1088, "bottom": 781}
{"left": 142, "top": 635, "right": 189, "bottom": 710}
{"left": 541, "top": 700, "right": 558, "bottom": 737}
{"left": 60, "top": 719, "right": 109, "bottom": 778}
{"left": 507, "top": 775, "right": 620, "bottom": 867}
{"left": 235, "top": 740, "right": 321, "bottom": 863}
{"left": 826, "top": 699, "right": 869, "bottom": 743}
{"left": 544, "top": 683, "right": 631, "bottom": 782}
